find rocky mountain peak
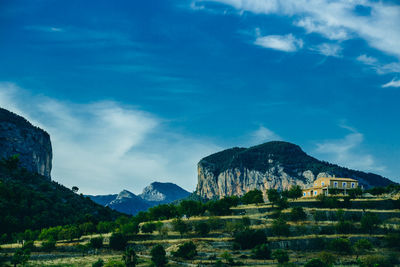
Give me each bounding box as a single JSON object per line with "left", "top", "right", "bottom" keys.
{"left": 0, "top": 107, "right": 52, "bottom": 179}
{"left": 139, "top": 181, "right": 190, "bottom": 203}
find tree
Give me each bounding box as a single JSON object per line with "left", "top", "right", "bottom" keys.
{"left": 271, "top": 218, "right": 290, "bottom": 236}
{"left": 173, "top": 241, "right": 197, "bottom": 259}
{"left": 361, "top": 212, "right": 381, "bottom": 234}
{"left": 272, "top": 249, "right": 289, "bottom": 264}
{"left": 90, "top": 237, "right": 103, "bottom": 249}
{"left": 290, "top": 207, "right": 307, "bottom": 221}
{"left": 72, "top": 186, "right": 79, "bottom": 193}
{"left": 11, "top": 248, "right": 30, "bottom": 267}
{"left": 328, "top": 238, "right": 352, "bottom": 254}
{"left": 241, "top": 189, "right": 264, "bottom": 205}
{"left": 109, "top": 233, "right": 127, "bottom": 250}
{"left": 141, "top": 222, "right": 157, "bottom": 233}
{"left": 288, "top": 185, "right": 303, "bottom": 200}
{"left": 178, "top": 200, "right": 203, "bottom": 218}
{"left": 41, "top": 239, "right": 56, "bottom": 252}
{"left": 123, "top": 247, "right": 138, "bottom": 267}
{"left": 335, "top": 220, "right": 355, "bottom": 234}
{"left": 172, "top": 218, "right": 189, "bottom": 237}
{"left": 353, "top": 239, "right": 373, "bottom": 259}
{"left": 317, "top": 251, "right": 336, "bottom": 266}
{"left": 220, "top": 251, "right": 234, "bottom": 265}
{"left": 252, "top": 243, "right": 271, "bottom": 259}
{"left": 267, "top": 189, "right": 280, "bottom": 207}
{"left": 151, "top": 244, "right": 167, "bottom": 267}
{"left": 194, "top": 222, "right": 210, "bottom": 236}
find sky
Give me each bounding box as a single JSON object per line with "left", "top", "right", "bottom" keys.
{"left": 0, "top": 0, "right": 399, "bottom": 195}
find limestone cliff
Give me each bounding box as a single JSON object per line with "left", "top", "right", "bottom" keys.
{"left": 196, "top": 141, "right": 393, "bottom": 199}
{"left": 0, "top": 108, "right": 52, "bottom": 179}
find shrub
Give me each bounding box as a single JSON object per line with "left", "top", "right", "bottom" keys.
{"left": 41, "top": 239, "right": 56, "bottom": 252}
{"left": 384, "top": 233, "right": 400, "bottom": 250}
{"left": 194, "top": 222, "right": 210, "bottom": 236}
{"left": 104, "top": 260, "right": 125, "bottom": 267}
{"left": 272, "top": 249, "right": 289, "bottom": 264}
{"left": 335, "top": 220, "right": 355, "bottom": 234}
{"left": 90, "top": 237, "right": 103, "bottom": 249}
{"left": 151, "top": 244, "right": 167, "bottom": 267}
{"left": 361, "top": 255, "right": 396, "bottom": 267}
{"left": 207, "top": 216, "right": 224, "bottom": 230}
{"left": 317, "top": 251, "right": 336, "bottom": 266}
{"left": 271, "top": 218, "right": 290, "bottom": 236}
{"left": 141, "top": 222, "right": 157, "bottom": 233}
{"left": 328, "top": 238, "right": 352, "bottom": 254}
{"left": 119, "top": 222, "right": 139, "bottom": 236}
{"left": 178, "top": 200, "right": 204, "bottom": 218}
{"left": 234, "top": 229, "right": 267, "bottom": 249}
{"left": 173, "top": 241, "right": 197, "bottom": 259}
{"left": 172, "top": 218, "right": 189, "bottom": 236}
{"left": 313, "top": 210, "right": 327, "bottom": 221}
{"left": 353, "top": 239, "right": 373, "bottom": 259}
{"left": 361, "top": 212, "right": 381, "bottom": 234}
{"left": 304, "top": 258, "right": 326, "bottom": 267}
{"left": 252, "top": 243, "right": 271, "bottom": 259}
{"left": 92, "top": 259, "right": 104, "bottom": 267}
{"left": 22, "top": 240, "right": 35, "bottom": 252}
{"left": 290, "top": 207, "right": 307, "bottom": 221}
{"left": 11, "top": 248, "right": 30, "bottom": 267}
{"left": 109, "top": 233, "right": 127, "bottom": 251}
{"left": 123, "top": 247, "right": 138, "bottom": 267}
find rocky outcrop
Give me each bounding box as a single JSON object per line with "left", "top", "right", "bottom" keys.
{"left": 0, "top": 108, "right": 52, "bottom": 179}
{"left": 196, "top": 141, "right": 394, "bottom": 199}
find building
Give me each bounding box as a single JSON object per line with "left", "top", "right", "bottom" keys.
{"left": 302, "top": 177, "right": 358, "bottom": 197}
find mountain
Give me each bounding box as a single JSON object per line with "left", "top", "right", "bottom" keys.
{"left": 139, "top": 182, "right": 190, "bottom": 204}
{"left": 89, "top": 182, "right": 190, "bottom": 215}
{"left": 196, "top": 141, "right": 394, "bottom": 199}
{"left": 0, "top": 108, "right": 121, "bottom": 236}
{"left": 0, "top": 107, "right": 52, "bottom": 179}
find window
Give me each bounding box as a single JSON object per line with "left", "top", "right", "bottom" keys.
{"left": 308, "top": 192, "right": 310, "bottom": 195}
{"left": 303, "top": 192, "right": 306, "bottom": 196}
{"left": 342, "top": 182, "right": 347, "bottom": 188}
{"left": 351, "top": 182, "right": 355, "bottom": 188}
{"left": 314, "top": 182, "right": 317, "bottom": 186}
{"left": 334, "top": 182, "right": 338, "bottom": 188}
{"left": 321, "top": 182, "right": 325, "bottom": 186}
{"left": 314, "top": 191, "right": 317, "bottom": 195}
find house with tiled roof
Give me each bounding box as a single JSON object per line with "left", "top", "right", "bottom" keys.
{"left": 302, "top": 177, "right": 358, "bottom": 197}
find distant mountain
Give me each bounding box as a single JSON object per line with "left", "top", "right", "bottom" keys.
{"left": 196, "top": 141, "right": 395, "bottom": 199}
{"left": 88, "top": 182, "right": 190, "bottom": 215}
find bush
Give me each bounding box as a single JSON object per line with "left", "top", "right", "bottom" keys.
{"left": 141, "top": 222, "right": 157, "bottom": 233}
{"left": 304, "top": 258, "right": 326, "bottom": 267}
{"left": 41, "top": 239, "right": 56, "bottom": 252}
{"left": 104, "top": 260, "right": 125, "bottom": 267}
{"left": 335, "top": 220, "right": 355, "bottom": 234}
{"left": 22, "top": 240, "right": 35, "bottom": 252}
{"left": 109, "top": 233, "right": 127, "bottom": 251}
{"left": 313, "top": 210, "right": 327, "bottom": 221}
{"left": 384, "top": 233, "right": 400, "bottom": 250}
{"left": 207, "top": 216, "right": 224, "bottom": 230}
{"left": 123, "top": 247, "right": 138, "bottom": 267}
{"left": 178, "top": 200, "right": 204, "bottom": 218}
{"left": 317, "top": 251, "right": 336, "bottom": 266}
{"left": 172, "top": 218, "right": 189, "bottom": 236}
{"left": 194, "top": 222, "right": 210, "bottom": 236}
{"left": 272, "top": 249, "right": 289, "bottom": 264}
{"left": 328, "top": 238, "right": 352, "bottom": 254}
{"left": 173, "top": 241, "right": 197, "bottom": 259}
{"left": 11, "top": 248, "right": 30, "bottom": 267}
{"left": 252, "top": 243, "right": 271, "bottom": 259}
{"left": 151, "top": 244, "right": 167, "bottom": 267}
{"left": 361, "top": 255, "right": 396, "bottom": 267}
{"left": 353, "top": 239, "right": 373, "bottom": 259}
{"left": 92, "top": 259, "right": 104, "bottom": 267}
{"left": 90, "top": 237, "right": 103, "bottom": 249}
{"left": 290, "top": 207, "right": 307, "bottom": 221}
{"left": 234, "top": 229, "right": 267, "bottom": 249}
{"left": 271, "top": 218, "right": 290, "bottom": 236}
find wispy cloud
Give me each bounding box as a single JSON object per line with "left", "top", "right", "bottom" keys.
{"left": 0, "top": 82, "right": 219, "bottom": 195}
{"left": 254, "top": 34, "right": 303, "bottom": 52}
{"left": 311, "top": 43, "right": 342, "bottom": 57}
{"left": 357, "top": 54, "right": 400, "bottom": 74}
{"left": 314, "top": 126, "right": 385, "bottom": 173}
{"left": 250, "top": 126, "right": 281, "bottom": 145}
{"left": 382, "top": 79, "right": 400, "bottom": 88}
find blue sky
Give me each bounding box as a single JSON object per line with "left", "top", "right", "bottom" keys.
{"left": 0, "top": 0, "right": 399, "bottom": 194}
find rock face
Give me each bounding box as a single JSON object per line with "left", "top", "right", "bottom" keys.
{"left": 0, "top": 108, "right": 52, "bottom": 179}
{"left": 88, "top": 182, "right": 190, "bottom": 215}
{"left": 196, "top": 141, "right": 393, "bottom": 199}
{"left": 139, "top": 182, "right": 190, "bottom": 204}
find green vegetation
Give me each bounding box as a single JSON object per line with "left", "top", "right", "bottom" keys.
{"left": 172, "top": 241, "right": 197, "bottom": 259}
{"left": 151, "top": 244, "right": 167, "bottom": 267}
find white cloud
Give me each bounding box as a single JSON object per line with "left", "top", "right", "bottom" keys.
{"left": 314, "top": 126, "right": 385, "bottom": 173}
{"left": 254, "top": 34, "right": 303, "bottom": 52}
{"left": 199, "top": 0, "right": 400, "bottom": 58}
{"left": 382, "top": 79, "right": 400, "bottom": 88}
{"left": 250, "top": 126, "right": 281, "bottom": 144}
{"left": 0, "top": 83, "right": 219, "bottom": 195}
{"left": 311, "top": 43, "right": 342, "bottom": 57}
